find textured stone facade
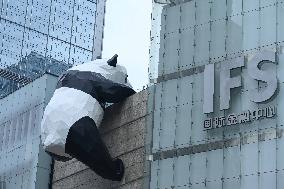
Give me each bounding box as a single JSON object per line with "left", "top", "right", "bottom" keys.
{"left": 52, "top": 90, "right": 148, "bottom": 189}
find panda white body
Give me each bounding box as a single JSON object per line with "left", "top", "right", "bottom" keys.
{"left": 41, "top": 57, "right": 135, "bottom": 181}
{"left": 41, "top": 87, "right": 104, "bottom": 159}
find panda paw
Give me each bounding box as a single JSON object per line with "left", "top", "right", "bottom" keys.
{"left": 113, "top": 158, "right": 125, "bottom": 181}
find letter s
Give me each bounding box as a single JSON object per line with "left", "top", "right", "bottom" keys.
{"left": 248, "top": 52, "right": 277, "bottom": 103}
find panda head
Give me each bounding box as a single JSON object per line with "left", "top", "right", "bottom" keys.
{"left": 69, "top": 54, "right": 132, "bottom": 88}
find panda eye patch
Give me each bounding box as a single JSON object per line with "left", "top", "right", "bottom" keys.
{"left": 125, "top": 75, "right": 128, "bottom": 83}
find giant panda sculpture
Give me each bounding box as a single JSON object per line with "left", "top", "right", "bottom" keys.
{"left": 41, "top": 55, "right": 135, "bottom": 181}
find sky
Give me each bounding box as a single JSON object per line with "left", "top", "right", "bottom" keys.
{"left": 102, "top": 0, "right": 152, "bottom": 91}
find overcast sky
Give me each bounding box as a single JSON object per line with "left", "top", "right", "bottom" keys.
{"left": 102, "top": 0, "right": 152, "bottom": 91}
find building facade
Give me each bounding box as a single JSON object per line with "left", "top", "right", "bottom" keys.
{"left": 0, "top": 74, "right": 58, "bottom": 189}
{"left": 0, "top": 0, "right": 103, "bottom": 68}
{"left": 0, "top": 52, "right": 71, "bottom": 98}
{"left": 30, "top": 1, "right": 284, "bottom": 188}
{"left": 148, "top": 0, "right": 284, "bottom": 188}
{"left": 0, "top": 0, "right": 106, "bottom": 97}
{"left": 0, "top": 0, "right": 106, "bottom": 188}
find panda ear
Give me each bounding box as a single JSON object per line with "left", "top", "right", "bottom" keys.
{"left": 107, "top": 54, "right": 118, "bottom": 67}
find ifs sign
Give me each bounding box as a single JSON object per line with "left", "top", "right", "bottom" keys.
{"left": 203, "top": 50, "right": 278, "bottom": 129}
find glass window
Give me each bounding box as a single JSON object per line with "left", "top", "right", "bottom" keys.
{"left": 49, "top": 0, "right": 74, "bottom": 42}
{"left": 241, "top": 143, "right": 258, "bottom": 175}
{"left": 181, "top": 0, "right": 195, "bottom": 29}
{"left": 0, "top": 20, "right": 24, "bottom": 68}
{"left": 180, "top": 29, "right": 194, "bottom": 70}
{"left": 195, "top": 23, "right": 210, "bottom": 65}
{"left": 160, "top": 108, "right": 176, "bottom": 150}
{"left": 162, "top": 79, "right": 178, "bottom": 108}
{"left": 259, "top": 140, "right": 276, "bottom": 172}
{"left": 46, "top": 38, "right": 70, "bottom": 63}
{"left": 227, "top": 15, "right": 243, "bottom": 55}
{"left": 210, "top": 20, "right": 226, "bottom": 61}
{"left": 277, "top": 132, "right": 284, "bottom": 170}
{"left": 159, "top": 158, "right": 174, "bottom": 189}
{"left": 224, "top": 146, "right": 240, "bottom": 178}
{"left": 26, "top": 0, "right": 51, "bottom": 34}
{"left": 165, "top": 5, "right": 180, "bottom": 34}
{"left": 191, "top": 104, "right": 207, "bottom": 144}
{"left": 278, "top": 171, "right": 284, "bottom": 188}
{"left": 277, "top": 47, "right": 284, "bottom": 82}
{"left": 243, "top": 11, "right": 259, "bottom": 51}
{"left": 190, "top": 152, "right": 206, "bottom": 184}
{"left": 150, "top": 160, "right": 159, "bottom": 188}
{"left": 260, "top": 0, "right": 276, "bottom": 7}
{"left": 2, "top": 0, "right": 27, "bottom": 25}
{"left": 3, "top": 121, "right": 10, "bottom": 148}
{"left": 260, "top": 172, "right": 276, "bottom": 189}
{"left": 260, "top": 6, "right": 276, "bottom": 46}
{"left": 196, "top": 0, "right": 210, "bottom": 25}
{"left": 174, "top": 155, "right": 190, "bottom": 187}
{"left": 241, "top": 175, "right": 258, "bottom": 189}
{"left": 178, "top": 75, "right": 193, "bottom": 105}
{"left": 152, "top": 109, "right": 161, "bottom": 153}
{"left": 0, "top": 124, "right": 4, "bottom": 151}
{"left": 164, "top": 33, "right": 179, "bottom": 74}
{"left": 207, "top": 180, "right": 222, "bottom": 189}
{"left": 243, "top": 0, "right": 259, "bottom": 13}
{"left": 207, "top": 149, "right": 223, "bottom": 181}
{"left": 277, "top": 2, "right": 284, "bottom": 42}
{"left": 22, "top": 30, "right": 48, "bottom": 58}
{"left": 69, "top": 45, "right": 92, "bottom": 65}
{"left": 227, "top": 0, "right": 242, "bottom": 16}
{"left": 71, "top": 0, "right": 97, "bottom": 50}
{"left": 211, "top": 0, "right": 226, "bottom": 20}
{"left": 175, "top": 104, "right": 191, "bottom": 147}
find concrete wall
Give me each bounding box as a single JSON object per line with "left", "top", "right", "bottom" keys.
{"left": 52, "top": 90, "right": 148, "bottom": 189}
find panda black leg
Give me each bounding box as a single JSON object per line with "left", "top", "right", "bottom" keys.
{"left": 65, "top": 116, "right": 124, "bottom": 181}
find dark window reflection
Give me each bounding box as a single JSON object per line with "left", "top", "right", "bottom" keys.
{"left": 0, "top": 0, "right": 98, "bottom": 98}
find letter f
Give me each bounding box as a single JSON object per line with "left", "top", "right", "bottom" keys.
{"left": 220, "top": 59, "right": 244, "bottom": 110}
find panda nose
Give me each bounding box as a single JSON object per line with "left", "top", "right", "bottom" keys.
{"left": 107, "top": 54, "right": 118, "bottom": 67}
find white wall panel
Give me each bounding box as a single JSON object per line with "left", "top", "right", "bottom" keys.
{"left": 194, "top": 24, "right": 210, "bottom": 65}
{"left": 159, "top": 158, "right": 174, "bottom": 189}
{"left": 180, "top": 1, "right": 195, "bottom": 29}
{"left": 175, "top": 104, "right": 191, "bottom": 147}
{"left": 260, "top": 172, "right": 276, "bottom": 189}
{"left": 277, "top": 3, "right": 284, "bottom": 42}
{"left": 174, "top": 155, "right": 190, "bottom": 187}
{"left": 160, "top": 108, "right": 176, "bottom": 150}
{"left": 207, "top": 180, "right": 222, "bottom": 189}
{"left": 224, "top": 146, "right": 240, "bottom": 178}
{"left": 260, "top": 5, "right": 276, "bottom": 46}
{"left": 152, "top": 110, "right": 161, "bottom": 153}
{"left": 150, "top": 160, "right": 159, "bottom": 189}
{"left": 190, "top": 152, "right": 206, "bottom": 184}
{"left": 259, "top": 140, "right": 276, "bottom": 172}
{"left": 243, "top": 11, "right": 259, "bottom": 51}
{"left": 241, "top": 175, "right": 258, "bottom": 189}
{"left": 165, "top": 5, "right": 180, "bottom": 34}
{"left": 180, "top": 29, "right": 194, "bottom": 70}
{"left": 207, "top": 149, "right": 223, "bottom": 181}
{"left": 164, "top": 33, "right": 179, "bottom": 74}
{"left": 277, "top": 170, "right": 284, "bottom": 188}
{"left": 241, "top": 142, "right": 258, "bottom": 175}
{"left": 223, "top": 178, "right": 240, "bottom": 189}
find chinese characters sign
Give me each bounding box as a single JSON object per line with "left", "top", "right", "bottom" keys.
{"left": 203, "top": 50, "right": 279, "bottom": 130}
{"left": 204, "top": 106, "right": 277, "bottom": 129}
